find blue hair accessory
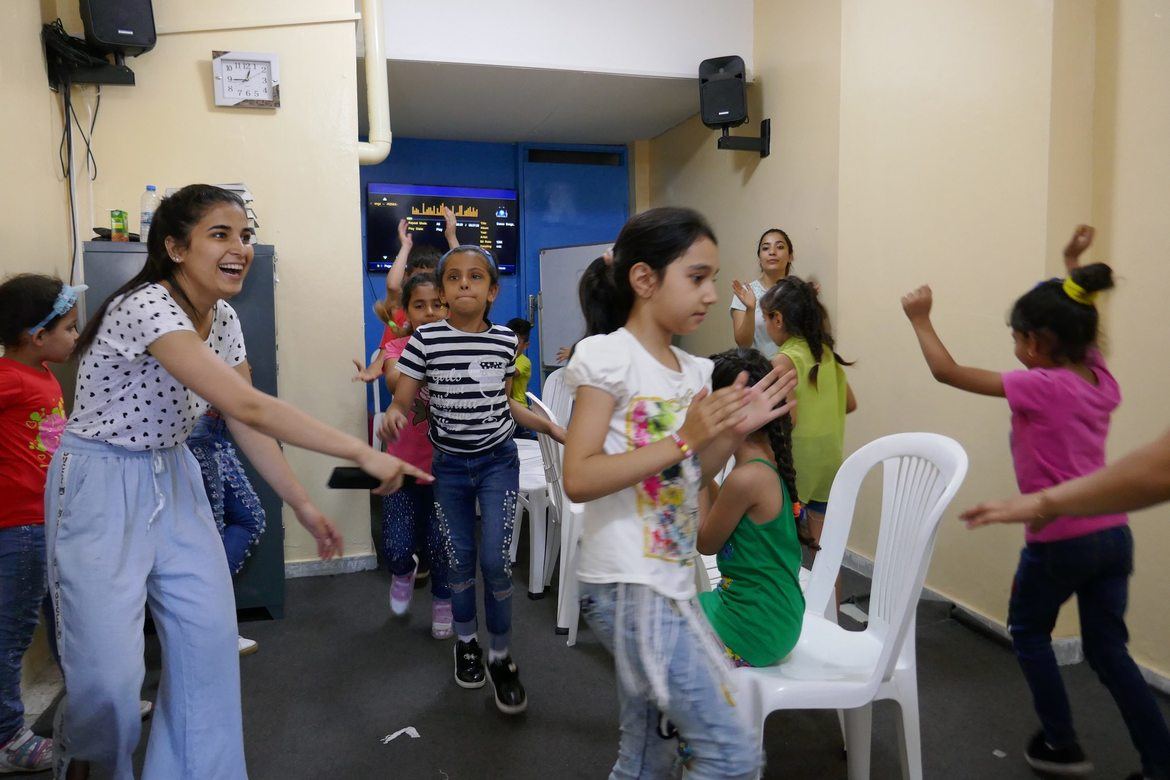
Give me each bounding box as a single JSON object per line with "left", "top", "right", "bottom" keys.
{"left": 28, "top": 284, "right": 87, "bottom": 334}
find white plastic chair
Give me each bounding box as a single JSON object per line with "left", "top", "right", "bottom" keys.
{"left": 734, "top": 433, "right": 968, "bottom": 780}
{"left": 369, "top": 349, "right": 385, "bottom": 451}
{"left": 540, "top": 368, "right": 572, "bottom": 429}
{"left": 510, "top": 439, "right": 552, "bottom": 598}
{"left": 527, "top": 392, "right": 585, "bottom": 645}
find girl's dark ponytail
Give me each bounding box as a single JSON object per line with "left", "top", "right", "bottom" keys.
{"left": 1009, "top": 262, "right": 1114, "bottom": 364}
{"left": 577, "top": 207, "right": 717, "bottom": 336}
{"left": 759, "top": 276, "right": 853, "bottom": 387}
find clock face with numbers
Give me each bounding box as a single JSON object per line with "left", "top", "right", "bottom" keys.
{"left": 212, "top": 51, "right": 280, "bottom": 108}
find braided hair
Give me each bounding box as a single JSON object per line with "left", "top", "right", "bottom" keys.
{"left": 759, "top": 275, "right": 854, "bottom": 387}
{"left": 709, "top": 347, "right": 816, "bottom": 548}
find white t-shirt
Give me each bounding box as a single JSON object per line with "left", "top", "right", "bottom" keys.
{"left": 564, "top": 328, "right": 713, "bottom": 600}
{"left": 68, "top": 284, "right": 247, "bottom": 451}
{"left": 729, "top": 278, "right": 779, "bottom": 358}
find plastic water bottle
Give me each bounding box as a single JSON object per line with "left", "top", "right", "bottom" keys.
{"left": 139, "top": 185, "right": 161, "bottom": 242}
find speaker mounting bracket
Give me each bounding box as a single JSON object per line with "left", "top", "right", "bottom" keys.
{"left": 717, "top": 119, "right": 770, "bottom": 158}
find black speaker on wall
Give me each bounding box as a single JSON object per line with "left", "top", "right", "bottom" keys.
{"left": 80, "top": 0, "right": 156, "bottom": 56}
{"left": 699, "top": 55, "right": 748, "bottom": 129}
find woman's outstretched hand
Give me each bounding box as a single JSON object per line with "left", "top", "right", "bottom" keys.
{"left": 358, "top": 449, "right": 434, "bottom": 496}
{"left": 293, "top": 502, "right": 345, "bottom": 560}
{"left": 961, "top": 493, "right": 1054, "bottom": 532}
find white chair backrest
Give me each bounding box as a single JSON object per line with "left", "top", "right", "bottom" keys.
{"left": 370, "top": 348, "right": 384, "bottom": 410}
{"left": 527, "top": 392, "right": 568, "bottom": 518}
{"left": 540, "top": 368, "right": 573, "bottom": 429}
{"left": 807, "top": 433, "right": 967, "bottom": 686}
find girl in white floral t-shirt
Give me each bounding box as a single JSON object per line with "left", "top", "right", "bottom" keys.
{"left": 562, "top": 207, "right": 795, "bottom": 779}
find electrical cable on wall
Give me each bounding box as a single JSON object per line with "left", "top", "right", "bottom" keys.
{"left": 43, "top": 20, "right": 108, "bottom": 287}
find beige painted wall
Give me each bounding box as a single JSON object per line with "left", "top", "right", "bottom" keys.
{"left": 651, "top": 0, "right": 841, "bottom": 360}
{"left": 1089, "top": 0, "right": 1170, "bottom": 671}
{"left": 649, "top": 0, "right": 1170, "bottom": 676}
{"left": 3, "top": 0, "right": 372, "bottom": 564}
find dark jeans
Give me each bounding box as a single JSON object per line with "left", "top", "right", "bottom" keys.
{"left": 381, "top": 479, "right": 450, "bottom": 599}
{"left": 431, "top": 440, "right": 519, "bottom": 652}
{"left": 0, "top": 525, "right": 53, "bottom": 744}
{"left": 188, "top": 414, "right": 267, "bottom": 575}
{"left": 1008, "top": 526, "right": 1170, "bottom": 777}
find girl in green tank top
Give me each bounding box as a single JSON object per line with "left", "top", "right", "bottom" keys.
{"left": 759, "top": 277, "right": 857, "bottom": 550}
{"left": 698, "top": 349, "right": 816, "bottom": 666}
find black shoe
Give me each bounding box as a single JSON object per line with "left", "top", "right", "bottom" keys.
{"left": 1024, "top": 730, "right": 1092, "bottom": 776}
{"left": 454, "top": 639, "right": 485, "bottom": 689}
{"left": 487, "top": 656, "right": 528, "bottom": 715}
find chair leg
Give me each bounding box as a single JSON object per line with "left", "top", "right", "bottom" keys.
{"left": 542, "top": 507, "right": 560, "bottom": 587}
{"left": 527, "top": 493, "right": 547, "bottom": 597}
{"left": 556, "top": 512, "right": 577, "bottom": 632}
{"left": 893, "top": 680, "right": 923, "bottom": 780}
{"left": 843, "top": 704, "right": 872, "bottom": 780}
{"left": 510, "top": 494, "right": 526, "bottom": 564}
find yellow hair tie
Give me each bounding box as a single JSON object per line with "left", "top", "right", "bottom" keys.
{"left": 1062, "top": 277, "right": 1097, "bottom": 306}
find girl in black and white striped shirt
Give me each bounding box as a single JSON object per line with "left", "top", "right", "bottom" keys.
{"left": 383, "top": 246, "right": 563, "bottom": 716}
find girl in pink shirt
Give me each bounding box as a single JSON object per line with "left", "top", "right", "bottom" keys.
{"left": 381, "top": 272, "right": 452, "bottom": 637}
{"left": 902, "top": 225, "right": 1170, "bottom": 780}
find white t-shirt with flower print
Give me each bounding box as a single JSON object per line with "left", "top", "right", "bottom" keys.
{"left": 564, "top": 327, "right": 713, "bottom": 601}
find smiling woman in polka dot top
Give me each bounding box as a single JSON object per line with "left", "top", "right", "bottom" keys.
{"left": 46, "top": 184, "right": 430, "bottom": 779}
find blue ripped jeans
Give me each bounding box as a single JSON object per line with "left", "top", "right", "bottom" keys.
{"left": 187, "top": 413, "right": 267, "bottom": 574}
{"left": 579, "top": 582, "right": 763, "bottom": 780}
{"left": 431, "top": 440, "right": 518, "bottom": 652}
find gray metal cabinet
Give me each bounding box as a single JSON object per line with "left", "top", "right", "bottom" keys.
{"left": 80, "top": 241, "right": 284, "bottom": 618}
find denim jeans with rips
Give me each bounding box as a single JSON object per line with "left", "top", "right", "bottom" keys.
{"left": 431, "top": 439, "right": 519, "bottom": 652}
{"left": 579, "top": 581, "right": 763, "bottom": 780}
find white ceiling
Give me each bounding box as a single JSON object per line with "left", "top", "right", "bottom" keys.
{"left": 357, "top": 59, "right": 701, "bottom": 145}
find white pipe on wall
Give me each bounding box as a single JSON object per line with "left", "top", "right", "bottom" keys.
{"left": 357, "top": 0, "right": 391, "bottom": 165}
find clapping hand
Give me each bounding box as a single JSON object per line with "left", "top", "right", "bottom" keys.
{"left": 731, "top": 279, "right": 757, "bottom": 309}
{"left": 734, "top": 366, "right": 797, "bottom": 435}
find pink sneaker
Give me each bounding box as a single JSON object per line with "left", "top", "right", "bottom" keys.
{"left": 390, "top": 570, "right": 416, "bottom": 616}
{"left": 431, "top": 599, "right": 453, "bottom": 639}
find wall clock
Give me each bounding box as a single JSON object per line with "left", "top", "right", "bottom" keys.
{"left": 212, "top": 51, "right": 280, "bottom": 109}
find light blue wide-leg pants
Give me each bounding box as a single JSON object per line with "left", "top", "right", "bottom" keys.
{"left": 45, "top": 433, "right": 245, "bottom": 780}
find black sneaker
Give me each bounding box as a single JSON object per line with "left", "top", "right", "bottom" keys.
{"left": 487, "top": 656, "right": 528, "bottom": 715}
{"left": 1024, "top": 730, "right": 1093, "bottom": 776}
{"left": 454, "top": 639, "right": 485, "bottom": 689}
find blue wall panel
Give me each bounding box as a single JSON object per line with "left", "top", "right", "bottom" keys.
{"left": 358, "top": 138, "right": 628, "bottom": 412}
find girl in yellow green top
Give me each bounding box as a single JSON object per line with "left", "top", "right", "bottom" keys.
{"left": 698, "top": 348, "right": 814, "bottom": 666}
{"left": 760, "top": 277, "right": 857, "bottom": 548}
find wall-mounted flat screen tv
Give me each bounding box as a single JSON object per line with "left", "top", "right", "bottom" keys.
{"left": 366, "top": 183, "right": 519, "bottom": 274}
